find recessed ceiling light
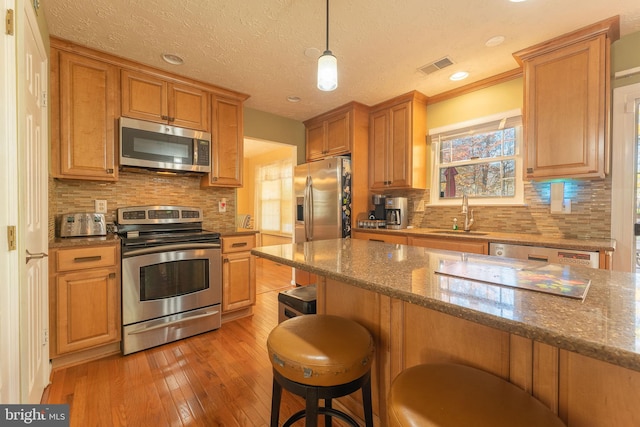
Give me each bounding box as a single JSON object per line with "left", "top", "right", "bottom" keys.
{"left": 449, "top": 71, "right": 469, "bottom": 81}
{"left": 287, "top": 96, "right": 301, "bottom": 103}
{"left": 161, "top": 53, "right": 184, "bottom": 65}
{"left": 485, "top": 35, "right": 506, "bottom": 47}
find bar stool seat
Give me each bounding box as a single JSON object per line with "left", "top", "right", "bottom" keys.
{"left": 388, "top": 364, "right": 567, "bottom": 427}
{"left": 267, "top": 314, "right": 375, "bottom": 427}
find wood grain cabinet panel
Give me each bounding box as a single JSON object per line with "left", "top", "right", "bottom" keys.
{"left": 369, "top": 91, "right": 428, "bottom": 190}
{"left": 352, "top": 231, "right": 407, "bottom": 245}
{"left": 304, "top": 107, "right": 351, "bottom": 161}
{"left": 408, "top": 236, "right": 488, "bottom": 254}
{"left": 513, "top": 17, "right": 619, "bottom": 179}
{"left": 52, "top": 49, "right": 118, "bottom": 181}
{"left": 221, "top": 235, "right": 256, "bottom": 313}
{"left": 121, "top": 69, "right": 210, "bottom": 131}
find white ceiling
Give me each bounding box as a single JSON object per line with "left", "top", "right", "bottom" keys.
{"left": 42, "top": 0, "right": 640, "bottom": 122}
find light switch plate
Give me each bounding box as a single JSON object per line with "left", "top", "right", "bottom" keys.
{"left": 95, "top": 199, "right": 107, "bottom": 213}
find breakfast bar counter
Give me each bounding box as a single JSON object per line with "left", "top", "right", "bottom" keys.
{"left": 253, "top": 238, "right": 640, "bottom": 426}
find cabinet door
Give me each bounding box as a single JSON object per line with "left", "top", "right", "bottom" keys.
{"left": 369, "top": 109, "right": 390, "bottom": 189}
{"left": 121, "top": 69, "right": 168, "bottom": 124}
{"left": 203, "top": 96, "right": 243, "bottom": 187}
{"left": 56, "top": 51, "right": 118, "bottom": 180}
{"left": 169, "top": 82, "right": 210, "bottom": 131}
{"left": 523, "top": 37, "right": 607, "bottom": 179}
{"left": 56, "top": 268, "right": 120, "bottom": 354}
{"left": 408, "top": 236, "right": 488, "bottom": 254}
{"left": 389, "top": 101, "right": 411, "bottom": 187}
{"left": 222, "top": 251, "right": 256, "bottom": 312}
{"left": 306, "top": 121, "right": 326, "bottom": 161}
{"left": 325, "top": 111, "right": 351, "bottom": 156}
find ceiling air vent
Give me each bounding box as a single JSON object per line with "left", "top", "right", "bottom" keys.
{"left": 418, "top": 56, "right": 454, "bottom": 75}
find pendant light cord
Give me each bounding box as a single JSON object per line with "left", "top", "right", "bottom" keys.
{"left": 325, "top": 0, "right": 330, "bottom": 52}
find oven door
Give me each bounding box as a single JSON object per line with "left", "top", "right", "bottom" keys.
{"left": 121, "top": 244, "right": 221, "bottom": 326}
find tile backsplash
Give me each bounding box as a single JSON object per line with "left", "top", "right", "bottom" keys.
{"left": 394, "top": 176, "right": 612, "bottom": 240}
{"left": 49, "top": 170, "right": 236, "bottom": 241}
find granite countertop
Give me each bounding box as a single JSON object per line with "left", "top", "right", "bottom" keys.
{"left": 354, "top": 227, "right": 616, "bottom": 252}
{"left": 252, "top": 238, "right": 639, "bottom": 372}
{"left": 49, "top": 234, "right": 120, "bottom": 249}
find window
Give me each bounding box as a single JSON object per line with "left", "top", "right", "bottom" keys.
{"left": 429, "top": 109, "right": 524, "bottom": 206}
{"left": 256, "top": 160, "right": 293, "bottom": 234}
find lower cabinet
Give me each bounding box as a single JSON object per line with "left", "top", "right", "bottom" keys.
{"left": 221, "top": 234, "right": 256, "bottom": 317}
{"left": 49, "top": 244, "right": 121, "bottom": 363}
{"left": 352, "top": 230, "right": 408, "bottom": 245}
{"left": 407, "top": 236, "right": 488, "bottom": 254}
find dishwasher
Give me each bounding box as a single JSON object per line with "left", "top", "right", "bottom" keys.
{"left": 489, "top": 243, "right": 600, "bottom": 269}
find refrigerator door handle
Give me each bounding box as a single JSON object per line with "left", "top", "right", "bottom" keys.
{"left": 305, "top": 176, "right": 314, "bottom": 240}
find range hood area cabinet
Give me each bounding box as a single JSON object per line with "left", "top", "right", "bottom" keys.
{"left": 513, "top": 16, "right": 620, "bottom": 180}
{"left": 121, "top": 69, "right": 210, "bottom": 132}
{"left": 49, "top": 38, "right": 249, "bottom": 183}
{"left": 369, "top": 91, "right": 429, "bottom": 190}
{"left": 50, "top": 46, "right": 119, "bottom": 181}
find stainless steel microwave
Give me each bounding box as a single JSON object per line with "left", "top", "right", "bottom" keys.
{"left": 119, "top": 117, "right": 211, "bottom": 173}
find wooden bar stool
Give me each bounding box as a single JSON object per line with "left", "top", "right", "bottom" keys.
{"left": 267, "top": 314, "right": 375, "bottom": 427}
{"left": 389, "top": 364, "right": 567, "bottom": 427}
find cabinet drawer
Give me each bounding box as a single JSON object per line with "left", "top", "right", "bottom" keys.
{"left": 352, "top": 231, "right": 407, "bottom": 245}
{"left": 222, "top": 235, "right": 256, "bottom": 253}
{"left": 56, "top": 245, "right": 117, "bottom": 272}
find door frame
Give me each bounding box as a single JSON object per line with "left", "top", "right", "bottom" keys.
{"left": 611, "top": 82, "right": 640, "bottom": 272}
{"left": 0, "top": 0, "right": 21, "bottom": 403}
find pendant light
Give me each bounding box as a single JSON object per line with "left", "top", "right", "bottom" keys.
{"left": 317, "top": 0, "right": 337, "bottom": 91}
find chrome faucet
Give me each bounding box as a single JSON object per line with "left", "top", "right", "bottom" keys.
{"left": 461, "top": 195, "right": 475, "bottom": 231}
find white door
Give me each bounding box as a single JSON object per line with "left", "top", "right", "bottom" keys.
{"left": 0, "top": 0, "right": 20, "bottom": 403}
{"left": 19, "top": 0, "right": 50, "bottom": 403}
{"left": 611, "top": 82, "right": 640, "bottom": 272}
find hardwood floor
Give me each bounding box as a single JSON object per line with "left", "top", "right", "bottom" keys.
{"left": 42, "top": 258, "right": 320, "bottom": 427}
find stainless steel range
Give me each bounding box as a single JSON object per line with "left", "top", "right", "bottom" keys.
{"left": 117, "top": 205, "right": 222, "bottom": 355}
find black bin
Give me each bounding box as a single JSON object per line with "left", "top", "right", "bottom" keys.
{"left": 277, "top": 284, "right": 316, "bottom": 323}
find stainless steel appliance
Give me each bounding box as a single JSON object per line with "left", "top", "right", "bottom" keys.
{"left": 58, "top": 212, "right": 106, "bottom": 237}
{"left": 117, "top": 205, "right": 222, "bottom": 355}
{"left": 294, "top": 157, "right": 351, "bottom": 285}
{"left": 372, "top": 194, "right": 386, "bottom": 220}
{"left": 119, "top": 117, "right": 211, "bottom": 173}
{"left": 489, "top": 243, "right": 600, "bottom": 269}
{"left": 385, "top": 197, "right": 408, "bottom": 229}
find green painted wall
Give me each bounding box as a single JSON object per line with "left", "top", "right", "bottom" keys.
{"left": 612, "top": 30, "right": 640, "bottom": 88}
{"left": 243, "top": 107, "right": 306, "bottom": 165}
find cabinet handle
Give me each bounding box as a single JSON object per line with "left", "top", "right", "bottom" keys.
{"left": 526, "top": 168, "right": 534, "bottom": 174}
{"left": 212, "top": 176, "right": 218, "bottom": 181}
{"left": 106, "top": 168, "right": 114, "bottom": 174}
{"left": 74, "top": 255, "right": 102, "bottom": 263}
{"left": 369, "top": 239, "right": 385, "bottom": 242}
{"left": 231, "top": 242, "right": 248, "bottom": 248}
{"left": 161, "top": 115, "right": 169, "bottom": 120}
{"left": 223, "top": 258, "right": 229, "bottom": 263}
{"left": 168, "top": 117, "right": 175, "bottom": 122}
{"left": 108, "top": 272, "right": 116, "bottom": 279}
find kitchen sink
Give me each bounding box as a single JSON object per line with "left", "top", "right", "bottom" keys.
{"left": 431, "top": 230, "right": 488, "bottom": 236}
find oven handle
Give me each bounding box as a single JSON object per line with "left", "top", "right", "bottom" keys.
{"left": 126, "top": 309, "right": 221, "bottom": 335}
{"left": 122, "top": 242, "right": 221, "bottom": 257}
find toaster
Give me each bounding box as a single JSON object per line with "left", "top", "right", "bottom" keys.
{"left": 58, "top": 212, "right": 107, "bottom": 237}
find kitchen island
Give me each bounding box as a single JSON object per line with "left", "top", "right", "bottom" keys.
{"left": 253, "top": 238, "right": 640, "bottom": 427}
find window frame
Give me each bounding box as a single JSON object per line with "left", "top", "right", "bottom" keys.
{"left": 429, "top": 109, "right": 525, "bottom": 207}
{"left": 255, "top": 159, "right": 293, "bottom": 235}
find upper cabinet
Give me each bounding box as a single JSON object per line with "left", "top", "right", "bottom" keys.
{"left": 121, "top": 69, "right": 210, "bottom": 131}
{"left": 513, "top": 17, "right": 620, "bottom": 180}
{"left": 369, "top": 91, "right": 428, "bottom": 190}
{"left": 51, "top": 47, "right": 119, "bottom": 181}
{"left": 201, "top": 96, "right": 245, "bottom": 188}
{"left": 304, "top": 105, "right": 355, "bottom": 161}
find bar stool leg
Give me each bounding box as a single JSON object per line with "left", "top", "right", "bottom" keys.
{"left": 325, "top": 398, "right": 332, "bottom": 427}
{"left": 362, "top": 375, "right": 374, "bottom": 427}
{"left": 270, "top": 377, "right": 282, "bottom": 427}
{"left": 305, "top": 387, "right": 319, "bottom": 427}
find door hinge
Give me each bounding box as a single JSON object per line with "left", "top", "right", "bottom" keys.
{"left": 6, "top": 9, "right": 14, "bottom": 35}
{"left": 7, "top": 225, "right": 16, "bottom": 251}
{"left": 42, "top": 90, "right": 48, "bottom": 107}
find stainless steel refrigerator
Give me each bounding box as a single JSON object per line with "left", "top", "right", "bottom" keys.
{"left": 294, "top": 156, "right": 352, "bottom": 284}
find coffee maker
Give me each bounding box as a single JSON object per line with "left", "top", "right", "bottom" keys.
{"left": 371, "top": 194, "right": 386, "bottom": 220}
{"left": 385, "top": 197, "right": 408, "bottom": 229}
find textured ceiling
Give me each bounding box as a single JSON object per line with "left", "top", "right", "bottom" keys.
{"left": 42, "top": 0, "right": 640, "bottom": 122}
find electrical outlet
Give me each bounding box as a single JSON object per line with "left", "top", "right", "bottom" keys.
{"left": 219, "top": 198, "right": 227, "bottom": 213}
{"left": 95, "top": 199, "right": 107, "bottom": 213}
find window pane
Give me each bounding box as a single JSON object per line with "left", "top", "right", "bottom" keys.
{"left": 441, "top": 128, "right": 517, "bottom": 164}
{"left": 439, "top": 160, "right": 515, "bottom": 198}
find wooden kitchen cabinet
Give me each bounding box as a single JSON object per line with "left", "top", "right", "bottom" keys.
{"left": 49, "top": 244, "right": 120, "bottom": 363}
{"left": 221, "top": 235, "right": 256, "bottom": 317}
{"left": 304, "top": 105, "right": 350, "bottom": 161}
{"left": 121, "top": 69, "right": 210, "bottom": 131}
{"left": 513, "top": 17, "right": 619, "bottom": 180}
{"left": 51, "top": 47, "right": 118, "bottom": 181}
{"left": 201, "top": 96, "right": 244, "bottom": 187}
{"left": 352, "top": 230, "right": 408, "bottom": 245}
{"left": 408, "top": 236, "right": 488, "bottom": 254}
{"left": 369, "top": 91, "right": 428, "bottom": 190}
